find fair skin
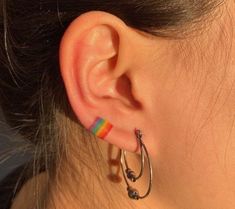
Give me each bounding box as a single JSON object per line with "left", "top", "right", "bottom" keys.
{"left": 11, "top": 0, "right": 235, "bottom": 208}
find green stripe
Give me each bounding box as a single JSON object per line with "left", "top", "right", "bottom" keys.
{"left": 93, "top": 118, "right": 105, "bottom": 134}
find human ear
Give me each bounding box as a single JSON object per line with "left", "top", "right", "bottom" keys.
{"left": 59, "top": 11, "right": 150, "bottom": 153}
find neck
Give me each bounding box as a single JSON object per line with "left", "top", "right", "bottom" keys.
{"left": 45, "top": 138, "right": 168, "bottom": 209}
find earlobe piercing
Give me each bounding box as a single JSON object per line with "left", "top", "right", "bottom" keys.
{"left": 89, "top": 117, "right": 113, "bottom": 139}
{"left": 89, "top": 118, "right": 153, "bottom": 200}
{"left": 120, "top": 128, "right": 153, "bottom": 200}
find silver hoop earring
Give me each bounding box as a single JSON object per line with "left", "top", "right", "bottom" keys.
{"left": 120, "top": 129, "right": 153, "bottom": 200}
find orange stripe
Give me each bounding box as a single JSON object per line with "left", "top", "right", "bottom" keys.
{"left": 96, "top": 120, "right": 108, "bottom": 136}
{"left": 98, "top": 123, "right": 113, "bottom": 139}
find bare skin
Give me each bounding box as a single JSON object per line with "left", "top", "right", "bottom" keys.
{"left": 11, "top": 0, "right": 235, "bottom": 209}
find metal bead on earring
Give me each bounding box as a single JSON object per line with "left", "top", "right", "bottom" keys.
{"left": 127, "top": 186, "right": 140, "bottom": 200}
{"left": 126, "top": 168, "right": 137, "bottom": 182}
{"left": 120, "top": 128, "right": 153, "bottom": 200}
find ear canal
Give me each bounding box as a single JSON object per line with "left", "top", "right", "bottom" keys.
{"left": 116, "top": 74, "right": 143, "bottom": 109}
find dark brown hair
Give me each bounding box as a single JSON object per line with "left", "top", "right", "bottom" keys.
{"left": 0, "top": 0, "right": 224, "bottom": 208}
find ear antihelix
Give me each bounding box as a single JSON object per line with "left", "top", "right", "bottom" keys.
{"left": 88, "top": 117, "right": 113, "bottom": 140}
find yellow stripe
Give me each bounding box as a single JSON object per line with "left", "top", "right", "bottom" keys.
{"left": 96, "top": 120, "right": 108, "bottom": 137}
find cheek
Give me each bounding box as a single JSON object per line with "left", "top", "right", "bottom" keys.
{"left": 148, "top": 66, "right": 233, "bottom": 208}
{"left": 155, "top": 116, "right": 231, "bottom": 208}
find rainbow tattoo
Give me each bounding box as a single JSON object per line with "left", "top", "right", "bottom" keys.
{"left": 89, "top": 117, "right": 113, "bottom": 139}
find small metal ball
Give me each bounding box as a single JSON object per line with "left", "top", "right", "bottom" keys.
{"left": 127, "top": 187, "right": 139, "bottom": 200}
{"left": 125, "top": 168, "right": 136, "bottom": 182}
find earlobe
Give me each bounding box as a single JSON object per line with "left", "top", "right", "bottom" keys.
{"left": 59, "top": 11, "right": 146, "bottom": 153}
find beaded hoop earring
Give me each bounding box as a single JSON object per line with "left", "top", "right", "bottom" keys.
{"left": 120, "top": 129, "right": 153, "bottom": 200}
